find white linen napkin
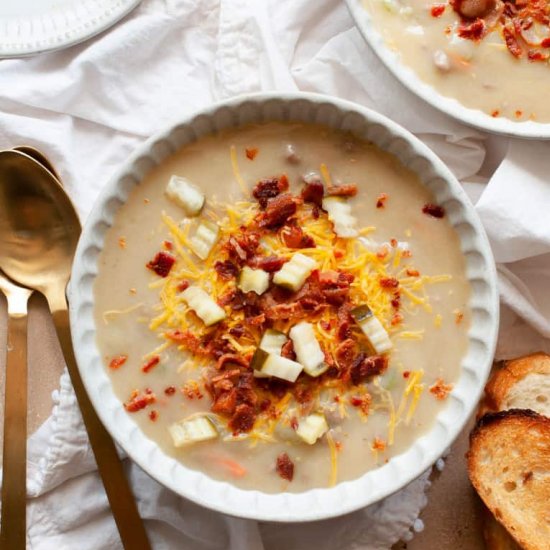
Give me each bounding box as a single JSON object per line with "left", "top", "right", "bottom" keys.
{"left": 0, "top": 0, "right": 548, "bottom": 548}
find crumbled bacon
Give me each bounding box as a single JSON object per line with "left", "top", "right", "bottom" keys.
{"left": 503, "top": 26, "right": 523, "bottom": 57}
{"left": 109, "top": 355, "right": 128, "bottom": 370}
{"left": 245, "top": 147, "right": 259, "bottom": 160}
{"left": 177, "top": 280, "right": 190, "bottom": 292}
{"left": 248, "top": 255, "right": 286, "bottom": 272}
{"left": 228, "top": 324, "right": 245, "bottom": 338}
{"left": 431, "top": 3, "right": 446, "bottom": 17}
{"left": 406, "top": 268, "right": 420, "bottom": 277}
{"left": 280, "top": 222, "right": 316, "bottom": 249}
{"left": 164, "top": 386, "right": 176, "bottom": 396}
{"left": 148, "top": 410, "right": 159, "bottom": 421}
{"left": 372, "top": 437, "right": 386, "bottom": 451}
{"left": 528, "top": 49, "right": 549, "bottom": 60}
{"left": 301, "top": 181, "right": 324, "bottom": 206}
{"left": 542, "top": 37, "right": 550, "bottom": 47}
{"left": 142, "top": 356, "right": 160, "bottom": 373}
{"left": 281, "top": 339, "right": 296, "bottom": 360}
{"left": 276, "top": 452, "right": 294, "bottom": 481}
{"left": 429, "top": 378, "right": 453, "bottom": 400}
{"left": 252, "top": 175, "right": 289, "bottom": 208}
{"left": 350, "top": 393, "right": 371, "bottom": 415}
{"left": 350, "top": 355, "right": 388, "bottom": 385}
{"left": 146, "top": 251, "right": 175, "bottom": 277}
{"left": 216, "top": 353, "right": 250, "bottom": 370}
{"left": 327, "top": 183, "right": 358, "bottom": 197}
{"left": 258, "top": 193, "right": 298, "bottom": 229}
{"left": 124, "top": 390, "right": 156, "bottom": 412}
{"left": 422, "top": 203, "right": 446, "bottom": 218}
{"left": 457, "top": 18, "right": 486, "bottom": 40}
{"left": 380, "top": 277, "right": 399, "bottom": 289}
{"left": 229, "top": 403, "right": 256, "bottom": 433}
{"left": 225, "top": 231, "right": 261, "bottom": 264}
{"left": 376, "top": 193, "right": 388, "bottom": 208}
{"left": 215, "top": 260, "right": 239, "bottom": 280}
{"left": 335, "top": 339, "right": 358, "bottom": 369}
{"left": 336, "top": 302, "right": 353, "bottom": 340}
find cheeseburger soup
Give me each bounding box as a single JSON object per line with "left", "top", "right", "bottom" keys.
{"left": 362, "top": 0, "right": 550, "bottom": 122}
{"left": 94, "top": 122, "right": 470, "bottom": 492}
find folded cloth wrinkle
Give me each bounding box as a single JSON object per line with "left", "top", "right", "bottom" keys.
{"left": 0, "top": 0, "right": 547, "bottom": 548}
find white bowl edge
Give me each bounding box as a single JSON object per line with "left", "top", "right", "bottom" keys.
{"left": 69, "top": 91, "right": 500, "bottom": 522}
{"left": 346, "top": 0, "right": 550, "bottom": 139}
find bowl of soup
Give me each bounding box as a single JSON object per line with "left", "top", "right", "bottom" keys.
{"left": 70, "top": 92, "right": 498, "bottom": 521}
{"left": 347, "top": 0, "right": 550, "bottom": 138}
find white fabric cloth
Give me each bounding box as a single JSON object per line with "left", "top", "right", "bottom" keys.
{"left": 0, "top": 0, "right": 549, "bottom": 548}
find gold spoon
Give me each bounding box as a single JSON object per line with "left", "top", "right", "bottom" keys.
{"left": 13, "top": 146, "right": 61, "bottom": 182}
{"left": 0, "top": 150, "right": 151, "bottom": 549}
{"left": 0, "top": 271, "right": 32, "bottom": 550}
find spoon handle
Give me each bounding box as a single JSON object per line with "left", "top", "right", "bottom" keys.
{"left": 51, "top": 308, "right": 151, "bottom": 550}
{"left": 0, "top": 301, "right": 29, "bottom": 550}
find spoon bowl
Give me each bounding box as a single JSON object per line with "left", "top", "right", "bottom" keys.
{"left": 0, "top": 150, "right": 79, "bottom": 311}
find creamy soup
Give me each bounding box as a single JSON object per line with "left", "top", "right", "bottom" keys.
{"left": 362, "top": 0, "right": 550, "bottom": 122}
{"left": 94, "top": 122, "right": 470, "bottom": 493}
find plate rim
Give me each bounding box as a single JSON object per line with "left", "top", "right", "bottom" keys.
{"left": 69, "top": 91, "right": 500, "bottom": 522}
{"left": 345, "top": 0, "right": 550, "bottom": 139}
{"left": 0, "top": 0, "right": 142, "bottom": 58}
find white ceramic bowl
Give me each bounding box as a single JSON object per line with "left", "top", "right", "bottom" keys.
{"left": 70, "top": 92, "right": 499, "bottom": 522}
{"left": 346, "top": 0, "right": 550, "bottom": 139}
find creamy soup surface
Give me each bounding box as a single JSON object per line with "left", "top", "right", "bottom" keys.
{"left": 362, "top": 0, "right": 550, "bottom": 122}
{"left": 94, "top": 122, "right": 470, "bottom": 493}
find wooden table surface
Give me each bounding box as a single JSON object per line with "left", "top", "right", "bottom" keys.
{"left": 0, "top": 294, "right": 487, "bottom": 549}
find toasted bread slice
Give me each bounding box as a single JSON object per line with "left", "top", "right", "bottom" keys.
{"left": 468, "top": 410, "right": 550, "bottom": 550}
{"left": 483, "top": 352, "right": 550, "bottom": 417}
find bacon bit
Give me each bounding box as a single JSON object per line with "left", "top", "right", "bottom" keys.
{"left": 301, "top": 181, "right": 324, "bottom": 206}
{"left": 350, "top": 355, "right": 388, "bottom": 385}
{"left": 146, "top": 251, "right": 176, "bottom": 277}
{"left": 335, "top": 339, "right": 358, "bottom": 369}
{"left": 515, "top": 110, "right": 523, "bottom": 118}
{"left": 248, "top": 255, "right": 286, "bottom": 272}
{"left": 118, "top": 236, "right": 127, "bottom": 249}
{"left": 429, "top": 378, "right": 453, "bottom": 400}
{"left": 258, "top": 193, "right": 298, "bottom": 229}
{"left": 109, "top": 355, "right": 128, "bottom": 370}
{"left": 542, "top": 37, "right": 550, "bottom": 48}
{"left": 391, "top": 312, "right": 404, "bottom": 326}
{"left": 431, "top": 3, "right": 446, "bottom": 16}
{"left": 528, "top": 49, "right": 549, "bottom": 61}
{"left": 281, "top": 340, "right": 296, "bottom": 361}
{"left": 491, "top": 109, "right": 500, "bottom": 117}
{"left": 422, "top": 203, "right": 445, "bottom": 218}
{"left": 337, "top": 303, "right": 353, "bottom": 340}
{"left": 406, "top": 268, "right": 420, "bottom": 277}
{"left": 503, "top": 27, "right": 523, "bottom": 58}
{"left": 148, "top": 410, "right": 159, "bottom": 422}
{"left": 402, "top": 249, "right": 412, "bottom": 258}
{"left": 458, "top": 18, "right": 486, "bottom": 40}
{"left": 229, "top": 403, "right": 256, "bottom": 433}
{"left": 163, "top": 240, "right": 173, "bottom": 251}
{"left": 320, "top": 320, "right": 332, "bottom": 331}
{"left": 376, "top": 245, "right": 390, "bottom": 259}
{"left": 403, "top": 371, "right": 411, "bottom": 378}
{"left": 214, "top": 260, "right": 239, "bottom": 280}
{"left": 252, "top": 175, "right": 289, "bottom": 208}
{"left": 280, "top": 223, "right": 316, "bottom": 249}
{"left": 334, "top": 249, "right": 344, "bottom": 259}
{"left": 390, "top": 238, "right": 398, "bottom": 248}
{"left": 327, "top": 183, "right": 358, "bottom": 197}
{"left": 350, "top": 393, "right": 372, "bottom": 415}
{"left": 164, "top": 386, "right": 176, "bottom": 396}
{"left": 142, "top": 355, "right": 160, "bottom": 373}
{"left": 182, "top": 381, "right": 203, "bottom": 400}
{"left": 380, "top": 276, "right": 399, "bottom": 289}
{"left": 245, "top": 147, "right": 259, "bottom": 160}
{"left": 124, "top": 390, "right": 156, "bottom": 412}
{"left": 290, "top": 416, "right": 299, "bottom": 431}
{"left": 276, "top": 452, "right": 294, "bottom": 481}
{"left": 372, "top": 437, "right": 386, "bottom": 451}
{"left": 228, "top": 324, "right": 245, "bottom": 338}
{"left": 454, "top": 309, "right": 464, "bottom": 324}
{"left": 376, "top": 193, "right": 388, "bottom": 208}
{"left": 391, "top": 292, "right": 401, "bottom": 310}
{"left": 177, "top": 280, "right": 190, "bottom": 292}
{"left": 216, "top": 353, "right": 249, "bottom": 370}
